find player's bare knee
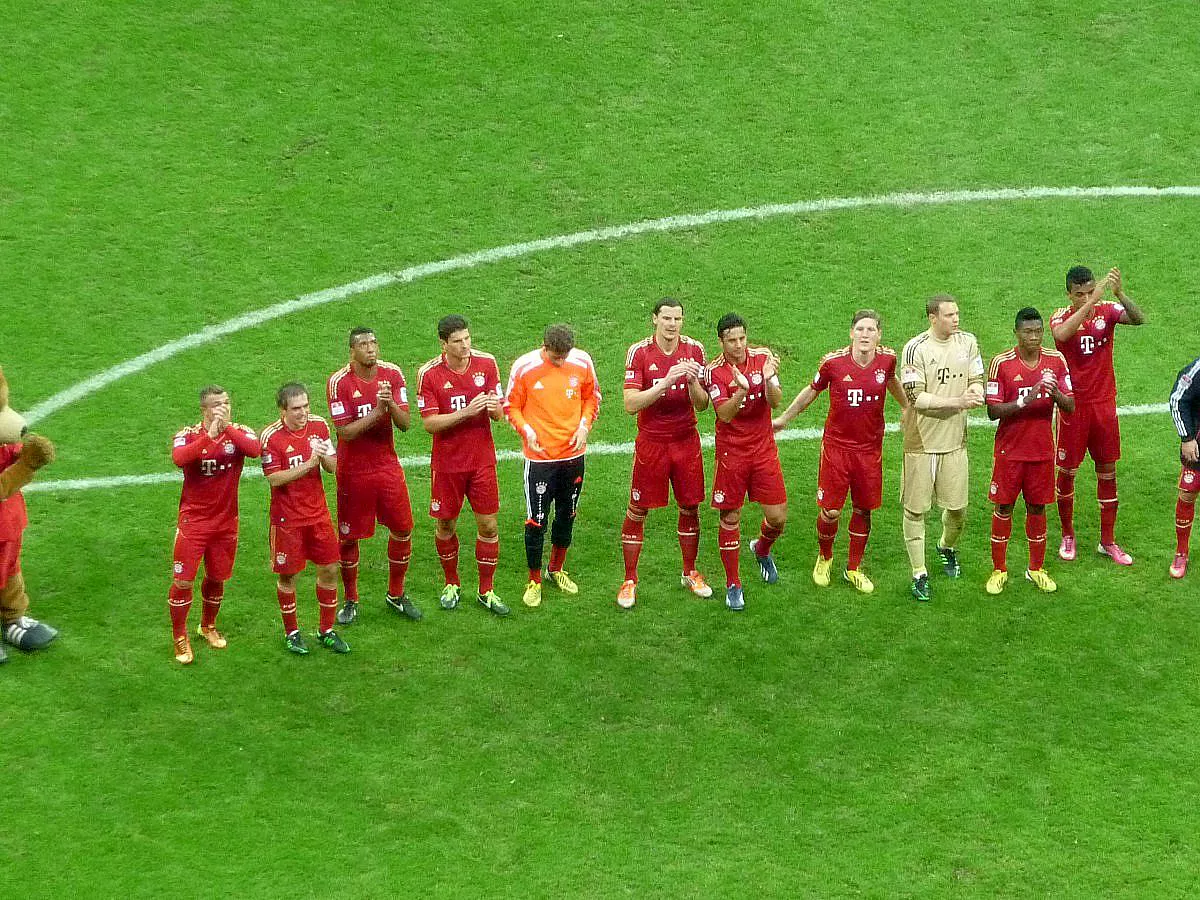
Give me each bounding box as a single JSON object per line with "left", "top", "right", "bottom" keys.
{"left": 819, "top": 507, "right": 841, "bottom": 523}
{"left": 172, "top": 578, "right": 194, "bottom": 591}
{"left": 1180, "top": 489, "right": 1198, "bottom": 505}
{"left": 903, "top": 508, "right": 924, "bottom": 523}
{"left": 434, "top": 517, "right": 457, "bottom": 540}
{"left": 1096, "top": 462, "right": 1116, "bottom": 476}
{"left": 626, "top": 503, "right": 648, "bottom": 520}
{"left": 315, "top": 563, "right": 339, "bottom": 587}
{"left": 719, "top": 509, "right": 741, "bottom": 528}
{"left": 1026, "top": 503, "right": 1046, "bottom": 515}
{"left": 475, "top": 514, "right": 499, "bottom": 541}
{"left": 389, "top": 528, "right": 412, "bottom": 542}
{"left": 850, "top": 507, "right": 870, "bottom": 522}
{"left": 277, "top": 574, "right": 297, "bottom": 592}
{"left": 995, "top": 503, "right": 1014, "bottom": 516}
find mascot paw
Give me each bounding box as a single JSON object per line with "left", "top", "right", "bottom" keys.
{"left": 18, "top": 434, "right": 55, "bottom": 470}
{"left": 3, "top": 616, "right": 59, "bottom": 650}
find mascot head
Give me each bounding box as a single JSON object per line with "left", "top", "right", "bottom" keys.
{"left": 0, "top": 367, "right": 29, "bottom": 445}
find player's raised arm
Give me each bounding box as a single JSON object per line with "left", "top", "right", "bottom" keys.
{"left": 1108, "top": 268, "right": 1146, "bottom": 326}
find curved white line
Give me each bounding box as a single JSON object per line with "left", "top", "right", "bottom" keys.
{"left": 24, "top": 184, "right": 1200, "bottom": 426}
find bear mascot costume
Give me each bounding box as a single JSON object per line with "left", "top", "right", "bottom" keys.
{"left": 0, "top": 365, "right": 58, "bottom": 663}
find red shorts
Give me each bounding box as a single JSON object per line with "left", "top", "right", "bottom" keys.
{"left": 711, "top": 448, "right": 787, "bottom": 510}
{"left": 816, "top": 443, "right": 882, "bottom": 512}
{"left": 630, "top": 432, "right": 705, "bottom": 509}
{"left": 1180, "top": 465, "right": 1200, "bottom": 493}
{"left": 172, "top": 526, "right": 238, "bottom": 582}
{"left": 0, "top": 538, "right": 21, "bottom": 589}
{"left": 336, "top": 466, "right": 414, "bottom": 540}
{"left": 1056, "top": 402, "right": 1120, "bottom": 469}
{"left": 271, "top": 520, "right": 340, "bottom": 575}
{"left": 429, "top": 465, "right": 500, "bottom": 519}
{"left": 988, "top": 457, "right": 1055, "bottom": 506}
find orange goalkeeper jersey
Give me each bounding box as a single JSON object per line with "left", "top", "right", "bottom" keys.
{"left": 504, "top": 348, "right": 601, "bottom": 461}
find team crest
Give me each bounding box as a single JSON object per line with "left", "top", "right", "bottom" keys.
{"left": 276, "top": 553, "right": 287, "bottom": 565}
{"left": 1057, "top": 448, "right": 1067, "bottom": 461}
{"left": 431, "top": 500, "right": 441, "bottom": 512}
{"left": 536, "top": 482, "right": 548, "bottom": 495}
{"left": 816, "top": 488, "right": 824, "bottom": 502}
{"left": 751, "top": 373, "right": 763, "bottom": 385}
{"left": 474, "top": 372, "right": 485, "bottom": 387}
{"left": 1096, "top": 319, "right": 1106, "bottom": 330}
{"left": 1186, "top": 472, "right": 1196, "bottom": 485}
{"left": 224, "top": 442, "right": 235, "bottom": 454}
{"left": 173, "top": 562, "right": 183, "bottom": 574}
{"left": 875, "top": 370, "right": 886, "bottom": 384}
{"left": 713, "top": 490, "right": 725, "bottom": 503}
{"left": 569, "top": 376, "right": 579, "bottom": 387}
{"left": 631, "top": 489, "right": 641, "bottom": 501}
{"left": 989, "top": 482, "right": 998, "bottom": 496}
{"left": 340, "top": 523, "right": 351, "bottom": 534}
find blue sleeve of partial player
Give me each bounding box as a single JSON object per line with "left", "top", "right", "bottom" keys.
{"left": 1169, "top": 357, "right": 1200, "bottom": 440}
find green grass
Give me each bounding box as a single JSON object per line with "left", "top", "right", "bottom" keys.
{"left": 5, "top": 1, "right": 1200, "bottom": 896}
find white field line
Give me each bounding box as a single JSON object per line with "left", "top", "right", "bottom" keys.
{"left": 23, "top": 184, "right": 1200, "bottom": 427}
{"left": 25, "top": 402, "right": 1171, "bottom": 494}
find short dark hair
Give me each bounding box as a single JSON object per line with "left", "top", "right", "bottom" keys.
{"left": 926, "top": 294, "right": 956, "bottom": 316}
{"left": 438, "top": 315, "right": 469, "bottom": 342}
{"left": 1066, "top": 266, "right": 1094, "bottom": 289}
{"left": 1015, "top": 307, "right": 1043, "bottom": 329}
{"left": 543, "top": 324, "right": 575, "bottom": 355}
{"left": 716, "top": 313, "right": 745, "bottom": 339}
{"left": 276, "top": 382, "right": 308, "bottom": 409}
{"left": 349, "top": 326, "right": 376, "bottom": 347}
{"left": 653, "top": 297, "right": 684, "bottom": 316}
{"left": 198, "top": 385, "right": 227, "bottom": 405}
{"left": 851, "top": 309, "right": 882, "bottom": 328}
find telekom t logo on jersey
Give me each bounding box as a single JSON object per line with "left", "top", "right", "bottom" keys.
{"left": 1079, "top": 335, "right": 1096, "bottom": 355}
{"left": 847, "top": 388, "right": 864, "bottom": 407}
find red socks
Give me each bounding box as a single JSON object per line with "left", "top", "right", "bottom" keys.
{"left": 816, "top": 512, "right": 839, "bottom": 560}
{"left": 1098, "top": 472, "right": 1119, "bottom": 545}
{"left": 276, "top": 587, "right": 299, "bottom": 635}
{"left": 317, "top": 584, "right": 338, "bottom": 633}
{"left": 168, "top": 584, "right": 193, "bottom": 640}
{"left": 476, "top": 536, "right": 499, "bottom": 594}
{"left": 719, "top": 521, "right": 741, "bottom": 587}
{"left": 339, "top": 541, "right": 360, "bottom": 602}
{"left": 621, "top": 511, "right": 646, "bottom": 581}
{"left": 387, "top": 536, "right": 411, "bottom": 596}
{"left": 1026, "top": 510, "right": 1047, "bottom": 570}
{"left": 677, "top": 508, "right": 700, "bottom": 573}
{"left": 757, "top": 520, "right": 783, "bottom": 556}
{"left": 1177, "top": 498, "right": 1195, "bottom": 556}
{"left": 199, "top": 578, "right": 222, "bottom": 629}
{"left": 436, "top": 534, "right": 460, "bottom": 586}
{"left": 548, "top": 544, "right": 568, "bottom": 574}
{"left": 991, "top": 511, "right": 1012, "bottom": 571}
{"left": 847, "top": 510, "right": 870, "bottom": 571}
{"left": 1056, "top": 469, "right": 1075, "bottom": 538}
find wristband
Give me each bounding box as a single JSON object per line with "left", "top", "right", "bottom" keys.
{"left": 768, "top": 375, "right": 780, "bottom": 388}
{"left": 1016, "top": 394, "right": 1027, "bottom": 410}
{"left": 523, "top": 424, "right": 537, "bottom": 443}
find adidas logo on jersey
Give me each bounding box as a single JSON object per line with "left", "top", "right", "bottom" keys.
{"left": 533, "top": 380, "right": 545, "bottom": 390}
{"left": 443, "top": 381, "right": 453, "bottom": 389}
{"left": 649, "top": 363, "right": 659, "bottom": 371}
{"left": 843, "top": 374, "right": 854, "bottom": 382}
{"left": 1013, "top": 374, "right": 1023, "bottom": 382}
{"left": 352, "top": 390, "right": 362, "bottom": 398}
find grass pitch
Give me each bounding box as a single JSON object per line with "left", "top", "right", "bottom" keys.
{"left": 5, "top": 2, "right": 1200, "bottom": 896}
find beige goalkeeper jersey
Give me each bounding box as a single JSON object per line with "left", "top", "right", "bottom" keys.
{"left": 899, "top": 329, "right": 985, "bottom": 453}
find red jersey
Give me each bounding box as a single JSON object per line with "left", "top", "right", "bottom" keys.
{"left": 811, "top": 347, "right": 897, "bottom": 450}
{"left": 1050, "top": 301, "right": 1123, "bottom": 406}
{"left": 416, "top": 350, "right": 502, "bottom": 473}
{"left": 986, "top": 348, "right": 1072, "bottom": 462}
{"left": 624, "top": 336, "right": 706, "bottom": 440}
{"left": 0, "top": 444, "right": 28, "bottom": 542}
{"left": 171, "top": 422, "right": 261, "bottom": 532}
{"left": 327, "top": 361, "right": 407, "bottom": 475}
{"left": 704, "top": 348, "right": 777, "bottom": 457}
{"left": 261, "top": 417, "right": 333, "bottom": 527}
